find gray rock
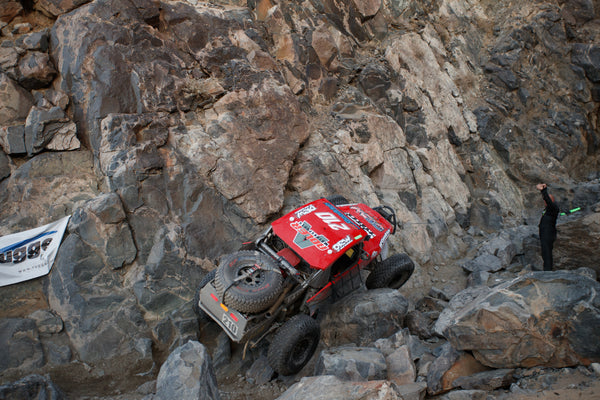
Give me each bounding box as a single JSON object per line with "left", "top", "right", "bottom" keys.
{"left": 406, "top": 310, "right": 434, "bottom": 340}
{"left": 373, "top": 329, "right": 409, "bottom": 356}
{"left": 0, "top": 2, "right": 22, "bottom": 25}
{"left": 212, "top": 331, "right": 232, "bottom": 371}
{"left": 132, "top": 226, "right": 204, "bottom": 317}
{"left": 439, "top": 390, "right": 488, "bottom": 400}
{"left": 0, "top": 318, "right": 44, "bottom": 374}
{"left": 68, "top": 192, "right": 136, "bottom": 269}
{"left": 0, "top": 124, "right": 26, "bottom": 154}
{"left": 0, "top": 73, "right": 33, "bottom": 125}
{"left": 0, "top": 149, "right": 9, "bottom": 180}
{"left": 466, "top": 271, "right": 490, "bottom": 287}
{"left": 394, "top": 382, "right": 428, "bottom": 400}
{"left": 276, "top": 375, "right": 401, "bottom": 400}
{"left": 320, "top": 289, "right": 409, "bottom": 347}
{"left": 154, "top": 341, "right": 220, "bottom": 400}
{"left": 385, "top": 345, "right": 417, "bottom": 386}
{"left": 246, "top": 355, "right": 275, "bottom": 385}
{"left": 15, "top": 29, "right": 51, "bottom": 51}
{"left": 572, "top": 44, "right": 600, "bottom": 83}
{"left": 0, "top": 374, "right": 65, "bottom": 400}
{"left": 442, "top": 271, "right": 600, "bottom": 368}
{"left": 44, "top": 341, "right": 72, "bottom": 365}
{"left": 434, "top": 287, "right": 490, "bottom": 337}
{"left": 18, "top": 51, "right": 57, "bottom": 90}
{"left": 0, "top": 150, "right": 98, "bottom": 234}
{"left": 0, "top": 45, "right": 19, "bottom": 74}
{"left": 561, "top": 0, "right": 595, "bottom": 25}
{"left": 451, "top": 368, "right": 514, "bottom": 391}
{"left": 24, "top": 105, "right": 76, "bottom": 156}
{"left": 572, "top": 267, "right": 597, "bottom": 280}
{"left": 314, "top": 346, "right": 387, "bottom": 381}
{"left": 426, "top": 342, "right": 461, "bottom": 395}
{"left": 554, "top": 211, "right": 600, "bottom": 276}
{"left": 462, "top": 254, "right": 503, "bottom": 273}
{"left": 476, "top": 234, "right": 517, "bottom": 267}
{"left": 36, "top": 0, "right": 93, "bottom": 18}
{"left": 48, "top": 234, "right": 153, "bottom": 380}
{"left": 27, "top": 309, "right": 63, "bottom": 334}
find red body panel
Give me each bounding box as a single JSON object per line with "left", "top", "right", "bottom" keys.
{"left": 271, "top": 199, "right": 393, "bottom": 270}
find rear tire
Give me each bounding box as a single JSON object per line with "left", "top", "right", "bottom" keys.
{"left": 268, "top": 314, "right": 320, "bottom": 376}
{"left": 214, "top": 251, "right": 284, "bottom": 314}
{"left": 366, "top": 253, "right": 414, "bottom": 290}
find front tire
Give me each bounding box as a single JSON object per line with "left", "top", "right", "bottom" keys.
{"left": 214, "top": 251, "right": 284, "bottom": 314}
{"left": 267, "top": 314, "right": 321, "bottom": 376}
{"left": 366, "top": 253, "right": 414, "bottom": 290}
{"left": 325, "top": 195, "right": 349, "bottom": 206}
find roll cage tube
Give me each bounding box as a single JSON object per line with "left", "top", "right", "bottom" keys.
{"left": 373, "top": 205, "right": 397, "bottom": 234}
{"left": 255, "top": 228, "right": 302, "bottom": 282}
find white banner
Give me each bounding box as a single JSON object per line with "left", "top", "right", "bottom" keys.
{"left": 0, "top": 216, "right": 70, "bottom": 287}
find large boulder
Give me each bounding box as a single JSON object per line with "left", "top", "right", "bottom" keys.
{"left": 0, "top": 151, "right": 99, "bottom": 236}
{"left": 276, "top": 375, "right": 401, "bottom": 400}
{"left": 438, "top": 271, "right": 600, "bottom": 368}
{"left": 153, "top": 341, "right": 220, "bottom": 400}
{"left": 194, "top": 77, "right": 310, "bottom": 223}
{"left": 320, "top": 289, "right": 409, "bottom": 347}
{"left": 554, "top": 207, "right": 600, "bottom": 275}
{"left": 48, "top": 232, "right": 154, "bottom": 387}
{"left": 314, "top": 346, "right": 388, "bottom": 381}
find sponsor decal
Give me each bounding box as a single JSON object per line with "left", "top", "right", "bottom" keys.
{"left": 315, "top": 212, "right": 351, "bottom": 231}
{"left": 379, "top": 229, "right": 390, "bottom": 249}
{"left": 291, "top": 221, "right": 329, "bottom": 251}
{"left": 295, "top": 204, "right": 317, "bottom": 219}
{"left": 332, "top": 235, "right": 353, "bottom": 252}
{"left": 349, "top": 206, "right": 384, "bottom": 231}
{"left": 345, "top": 213, "right": 375, "bottom": 239}
{"left": 0, "top": 216, "right": 70, "bottom": 287}
{"left": 324, "top": 203, "right": 359, "bottom": 227}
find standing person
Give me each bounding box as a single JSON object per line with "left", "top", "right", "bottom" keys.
{"left": 536, "top": 183, "right": 559, "bottom": 271}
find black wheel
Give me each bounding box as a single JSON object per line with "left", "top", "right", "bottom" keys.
{"left": 366, "top": 253, "right": 414, "bottom": 290}
{"left": 214, "top": 251, "right": 284, "bottom": 314}
{"left": 325, "top": 195, "right": 348, "bottom": 206}
{"left": 193, "top": 269, "right": 216, "bottom": 318}
{"left": 267, "top": 314, "right": 320, "bottom": 376}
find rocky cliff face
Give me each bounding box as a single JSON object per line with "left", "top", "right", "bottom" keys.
{"left": 0, "top": 0, "right": 599, "bottom": 398}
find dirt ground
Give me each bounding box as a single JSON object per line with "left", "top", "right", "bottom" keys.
{"left": 492, "top": 367, "right": 600, "bottom": 400}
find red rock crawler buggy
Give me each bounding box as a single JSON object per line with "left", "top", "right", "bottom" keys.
{"left": 195, "top": 196, "right": 414, "bottom": 376}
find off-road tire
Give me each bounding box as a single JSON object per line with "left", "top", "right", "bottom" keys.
{"left": 214, "top": 251, "right": 284, "bottom": 314}
{"left": 326, "top": 195, "right": 349, "bottom": 206}
{"left": 366, "top": 253, "right": 414, "bottom": 290}
{"left": 193, "top": 269, "right": 216, "bottom": 319}
{"left": 267, "top": 314, "right": 320, "bottom": 376}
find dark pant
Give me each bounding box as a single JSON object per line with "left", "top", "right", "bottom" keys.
{"left": 540, "top": 233, "right": 555, "bottom": 271}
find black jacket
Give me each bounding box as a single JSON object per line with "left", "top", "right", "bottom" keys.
{"left": 539, "top": 188, "right": 559, "bottom": 239}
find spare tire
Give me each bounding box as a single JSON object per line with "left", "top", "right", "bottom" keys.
{"left": 214, "top": 251, "right": 284, "bottom": 314}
